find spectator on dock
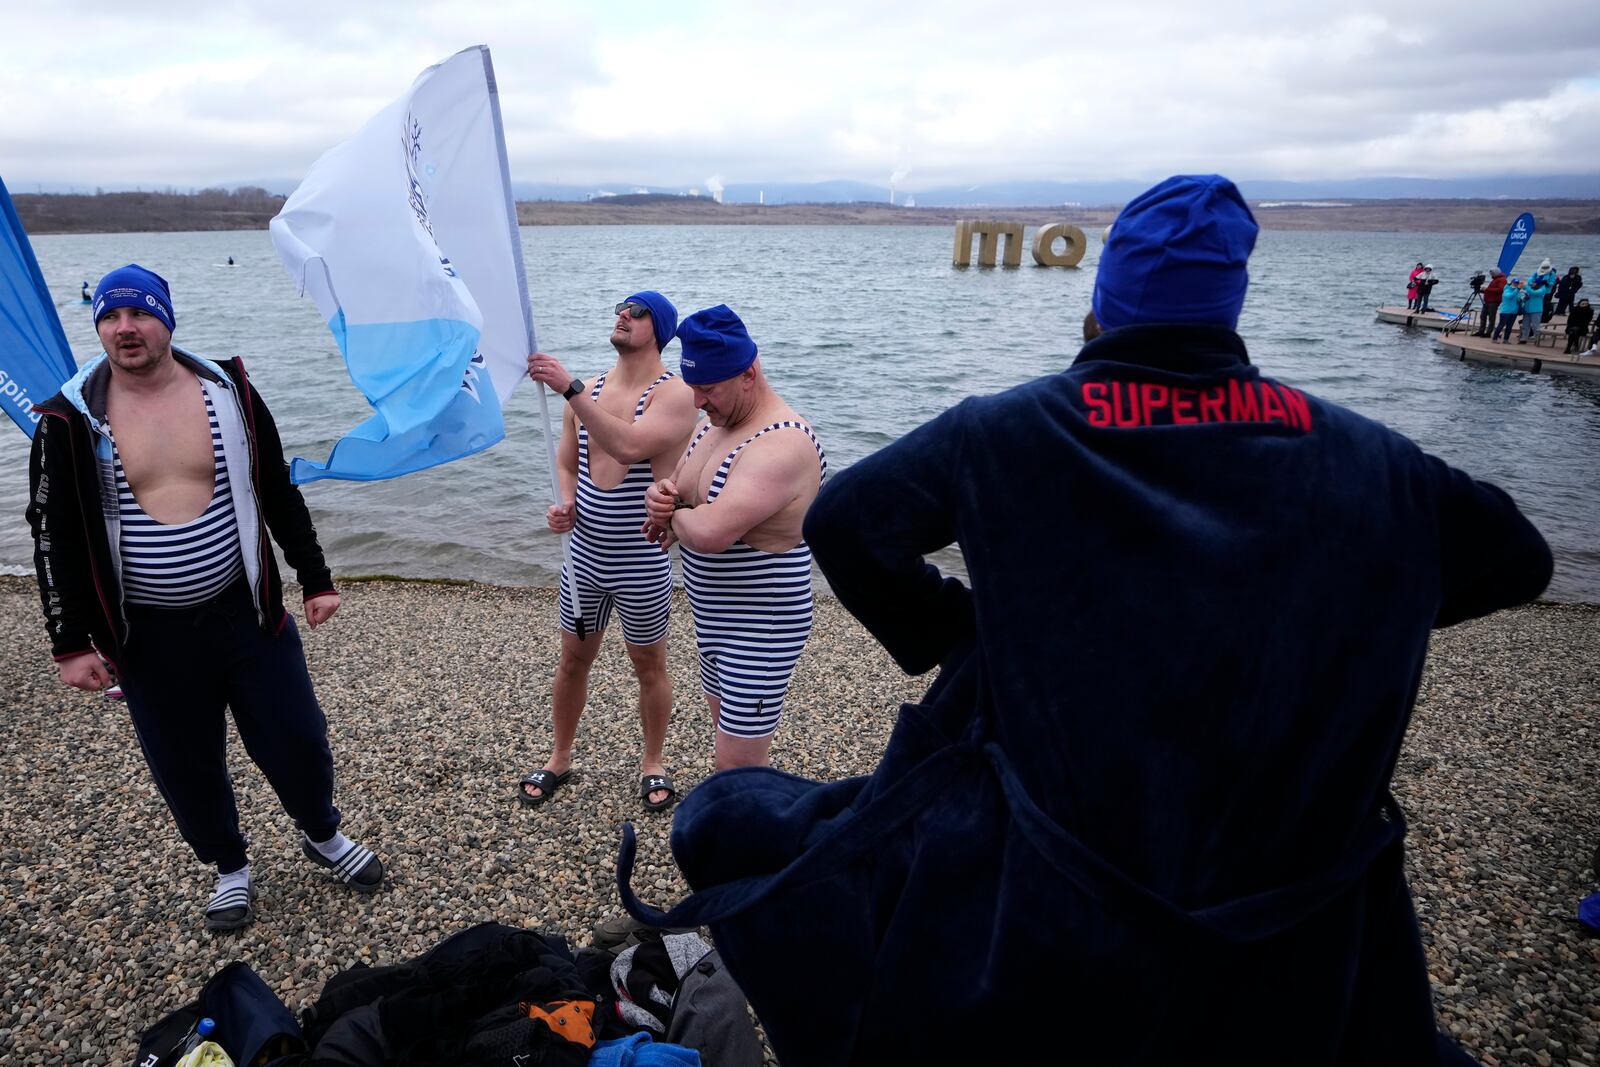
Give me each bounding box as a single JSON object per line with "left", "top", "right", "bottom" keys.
{"left": 1493, "top": 277, "right": 1525, "bottom": 343}
{"left": 1519, "top": 273, "right": 1552, "bottom": 343}
{"left": 1475, "top": 268, "right": 1507, "bottom": 336}
{"left": 1531, "top": 260, "right": 1559, "bottom": 323}
{"left": 1415, "top": 265, "right": 1438, "bottom": 313}
{"left": 1553, "top": 266, "right": 1583, "bottom": 317}
{"left": 1564, "top": 298, "right": 1592, "bottom": 355}
{"left": 1406, "top": 262, "right": 1425, "bottom": 310}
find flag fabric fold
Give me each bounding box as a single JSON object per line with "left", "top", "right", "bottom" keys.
{"left": 270, "top": 45, "right": 535, "bottom": 483}
{"left": 0, "top": 174, "right": 77, "bottom": 436}
{"left": 1496, "top": 212, "right": 1535, "bottom": 278}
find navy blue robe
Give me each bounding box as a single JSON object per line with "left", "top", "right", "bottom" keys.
{"left": 619, "top": 324, "right": 1551, "bottom": 1063}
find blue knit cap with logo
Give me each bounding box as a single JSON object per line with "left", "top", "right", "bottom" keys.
{"left": 1092, "top": 175, "right": 1258, "bottom": 331}
{"left": 624, "top": 290, "right": 679, "bottom": 353}
{"left": 677, "top": 305, "right": 758, "bottom": 385}
{"left": 92, "top": 264, "right": 176, "bottom": 334}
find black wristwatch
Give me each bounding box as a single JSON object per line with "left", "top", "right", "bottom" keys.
{"left": 561, "top": 378, "right": 585, "bottom": 401}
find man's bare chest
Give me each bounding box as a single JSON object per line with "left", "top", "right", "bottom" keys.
{"left": 108, "top": 383, "right": 217, "bottom": 508}
{"left": 683, "top": 428, "right": 742, "bottom": 503}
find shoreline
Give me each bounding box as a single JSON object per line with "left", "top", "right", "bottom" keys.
{"left": 0, "top": 577, "right": 1595, "bottom": 1061}
{"left": 13, "top": 192, "right": 1600, "bottom": 235}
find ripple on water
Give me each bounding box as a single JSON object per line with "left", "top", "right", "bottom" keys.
{"left": 5, "top": 226, "right": 1597, "bottom": 601}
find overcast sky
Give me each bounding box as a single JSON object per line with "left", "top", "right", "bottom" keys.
{"left": 6, "top": 1, "right": 1598, "bottom": 192}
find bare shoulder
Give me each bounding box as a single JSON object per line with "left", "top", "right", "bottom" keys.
{"left": 733, "top": 419, "right": 824, "bottom": 480}
{"left": 649, "top": 373, "right": 697, "bottom": 407}
{"left": 639, "top": 374, "right": 700, "bottom": 430}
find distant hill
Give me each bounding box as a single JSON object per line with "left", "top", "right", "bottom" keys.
{"left": 518, "top": 174, "right": 1600, "bottom": 206}
{"left": 10, "top": 190, "right": 1599, "bottom": 235}
{"left": 19, "top": 173, "right": 1600, "bottom": 206}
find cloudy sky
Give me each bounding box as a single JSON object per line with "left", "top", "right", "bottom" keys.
{"left": 6, "top": 0, "right": 1598, "bottom": 192}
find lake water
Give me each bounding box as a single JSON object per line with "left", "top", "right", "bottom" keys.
{"left": 4, "top": 225, "right": 1597, "bottom": 602}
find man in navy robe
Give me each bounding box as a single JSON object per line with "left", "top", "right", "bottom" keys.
{"left": 620, "top": 175, "right": 1551, "bottom": 1064}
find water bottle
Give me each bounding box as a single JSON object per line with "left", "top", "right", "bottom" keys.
{"left": 175, "top": 1015, "right": 236, "bottom": 1067}
{"left": 180, "top": 1017, "right": 216, "bottom": 1055}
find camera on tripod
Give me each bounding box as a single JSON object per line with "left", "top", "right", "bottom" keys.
{"left": 1470, "top": 272, "right": 1487, "bottom": 292}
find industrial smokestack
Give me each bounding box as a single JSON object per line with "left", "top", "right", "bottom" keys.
{"left": 705, "top": 175, "right": 725, "bottom": 204}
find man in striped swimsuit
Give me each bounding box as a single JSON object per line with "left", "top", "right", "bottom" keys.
{"left": 643, "top": 305, "right": 826, "bottom": 770}
{"left": 26, "top": 265, "right": 382, "bottom": 932}
{"left": 522, "top": 292, "right": 699, "bottom": 811}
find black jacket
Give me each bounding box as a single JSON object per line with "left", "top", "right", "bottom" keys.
{"left": 1565, "top": 304, "right": 1593, "bottom": 336}
{"left": 26, "top": 352, "right": 334, "bottom": 669}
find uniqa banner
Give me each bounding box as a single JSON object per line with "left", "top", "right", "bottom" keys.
{"left": 270, "top": 45, "right": 535, "bottom": 484}
{"left": 1495, "top": 212, "right": 1535, "bottom": 278}
{"left": 0, "top": 174, "right": 77, "bottom": 436}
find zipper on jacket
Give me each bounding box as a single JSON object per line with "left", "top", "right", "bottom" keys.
{"left": 55, "top": 410, "right": 126, "bottom": 669}
{"left": 229, "top": 359, "right": 273, "bottom": 628}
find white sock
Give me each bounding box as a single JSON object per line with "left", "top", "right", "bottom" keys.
{"left": 208, "top": 864, "right": 251, "bottom": 910}
{"left": 308, "top": 831, "right": 353, "bottom": 861}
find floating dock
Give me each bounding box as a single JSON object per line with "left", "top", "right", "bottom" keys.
{"left": 1377, "top": 303, "right": 1597, "bottom": 380}
{"left": 1373, "top": 305, "right": 1471, "bottom": 330}
{"left": 1433, "top": 325, "right": 1599, "bottom": 381}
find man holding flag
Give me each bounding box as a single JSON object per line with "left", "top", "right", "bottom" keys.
{"left": 26, "top": 265, "right": 384, "bottom": 932}
{"left": 522, "top": 291, "right": 698, "bottom": 812}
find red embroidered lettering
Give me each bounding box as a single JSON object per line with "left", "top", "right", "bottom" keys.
{"left": 1140, "top": 384, "right": 1169, "bottom": 424}
{"left": 1082, "top": 382, "right": 1111, "bottom": 427}
{"left": 1259, "top": 382, "right": 1287, "bottom": 425}
{"left": 1198, "top": 386, "right": 1226, "bottom": 422}
{"left": 1112, "top": 381, "right": 1142, "bottom": 427}
{"left": 1279, "top": 384, "right": 1312, "bottom": 431}
{"left": 1171, "top": 388, "right": 1198, "bottom": 424}
{"left": 1227, "top": 379, "right": 1259, "bottom": 422}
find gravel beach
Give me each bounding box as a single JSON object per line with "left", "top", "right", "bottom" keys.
{"left": 0, "top": 576, "right": 1594, "bottom": 1065}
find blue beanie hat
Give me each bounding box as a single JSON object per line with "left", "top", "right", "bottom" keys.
{"left": 92, "top": 264, "right": 176, "bottom": 334}
{"left": 1092, "top": 175, "right": 1258, "bottom": 331}
{"left": 677, "top": 305, "right": 758, "bottom": 385}
{"left": 624, "top": 290, "right": 679, "bottom": 353}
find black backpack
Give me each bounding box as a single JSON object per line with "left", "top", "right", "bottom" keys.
{"left": 134, "top": 961, "right": 304, "bottom": 1067}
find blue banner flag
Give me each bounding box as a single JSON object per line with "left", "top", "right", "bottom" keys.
{"left": 1496, "top": 212, "right": 1535, "bottom": 277}
{"left": 0, "top": 175, "right": 77, "bottom": 436}
{"left": 270, "top": 45, "right": 534, "bottom": 484}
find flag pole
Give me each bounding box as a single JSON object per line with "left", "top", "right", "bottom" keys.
{"left": 476, "top": 46, "right": 584, "bottom": 633}
{"left": 533, "top": 382, "right": 584, "bottom": 637}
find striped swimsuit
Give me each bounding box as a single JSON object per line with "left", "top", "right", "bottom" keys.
{"left": 112, "top": 390, "right": 244, "bottom": 607}
{"left": 680, "top": 421, "right": 827, "bottom": 738}
{"left": 559, "top": 371, "right": 675, "bottom": 645}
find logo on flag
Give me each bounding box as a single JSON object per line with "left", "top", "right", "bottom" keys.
{"left": 1496, "top": 212, "right": 1536, "bottom": 278}
{"left": 0, "top": 174, "right": 77, "bottom": 435}
{"left": 270, "top": 45, "right": 535, "bottom": 483}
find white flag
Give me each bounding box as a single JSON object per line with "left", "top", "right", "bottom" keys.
{"left": 270, "top": 45, "right": 534, "bottom": 483}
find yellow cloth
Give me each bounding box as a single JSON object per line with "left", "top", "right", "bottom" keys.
{"left": 175, "top": 1040, "right": 235, "bottom": 1067}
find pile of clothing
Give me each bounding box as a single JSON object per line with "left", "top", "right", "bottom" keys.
{"left": 137, "top": 921, "right": 762, "bottom": 1067}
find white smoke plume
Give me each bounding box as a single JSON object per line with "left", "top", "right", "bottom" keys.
{"left": 889, "top": 167, "right": 912, "bottom": 205}
{"left": 705, "top": 175, "right": 725, "bottom": 203}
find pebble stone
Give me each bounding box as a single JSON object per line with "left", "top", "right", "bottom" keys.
{"left": 0, "top": 576, "right": 1594, "bottom": 1064}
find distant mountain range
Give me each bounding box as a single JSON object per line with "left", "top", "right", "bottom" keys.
{"left": 20, "top": 174, "right": 1600, "bottom": 205}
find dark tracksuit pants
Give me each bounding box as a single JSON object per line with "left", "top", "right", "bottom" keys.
{"left": 119, "top": 577, "right": 340, "bottom": 873}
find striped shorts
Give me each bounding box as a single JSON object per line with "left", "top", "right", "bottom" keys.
{"left": 681, "top": 541, "right": 814, "bottom": 737}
